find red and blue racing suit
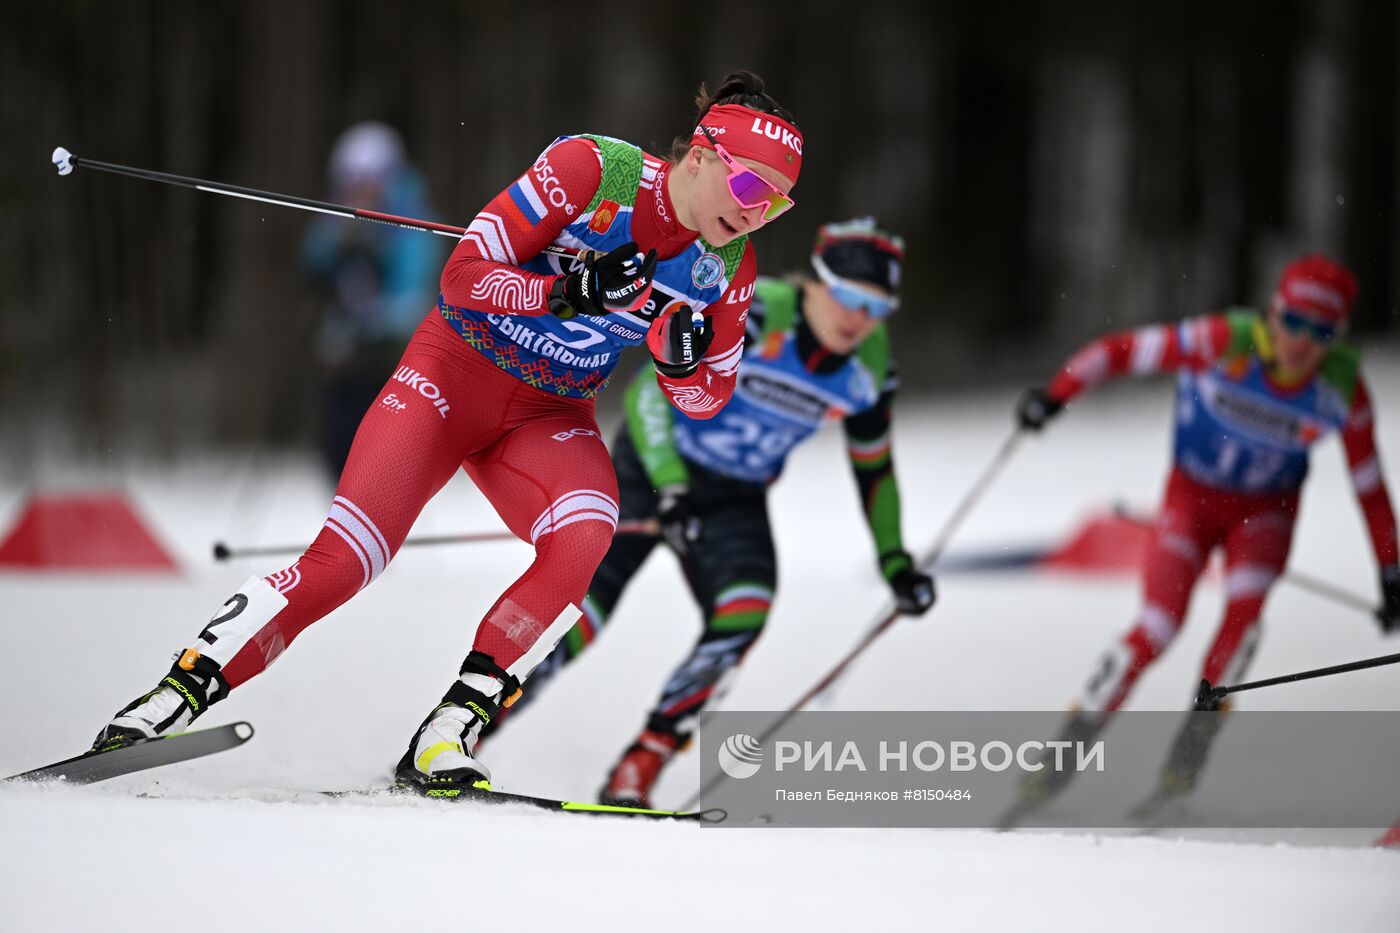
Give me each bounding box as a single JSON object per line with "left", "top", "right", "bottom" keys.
{"left": 1046, "top": 311, "right": 1397, "bottom": 713}
{"left": 188, "top": 134, "right": 759, "bottom": 693}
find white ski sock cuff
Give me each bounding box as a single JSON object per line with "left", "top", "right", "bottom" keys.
{"left": 197, "top": 575, "right": 290, "bottom": 668}
{"left": 508, "top": 603, "right": 583, "bottom": 682}
{"left": 460, "top": 671, "right": 504, "bottom": 700}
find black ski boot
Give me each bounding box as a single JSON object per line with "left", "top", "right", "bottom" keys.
{"left": 1128, "top": 690, "right": 1231, "bottom": 822}
{"left": 997, "top": 709, "right": 1106, "bottom": 829}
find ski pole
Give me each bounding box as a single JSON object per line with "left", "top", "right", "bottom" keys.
{"left": 924, "top": 428, "right": 1027, "bottom": 565}
{"left": 50, "top": 148, "right": 697, "bottom": 333}
{"left": 1111, "top": 503, "right": 1378, "bottom": 616}
{"left": 212, "top": 518, "right": 660, "bottom": 561}
{"left": 49, "top": 145, "right": 579, "bottom": 258}
{"left": 48, "top": 147, "right": 682, "bottom": 563}
{"left": 680, "top": 428, "right": 1027, "bottom": 810}
{"left": 1253, "top": 566, "right": 1373, "bottom": 613}
{"left": 800, "top": 427, "right": 1028, "bottom": 711}
{"left": 1197, "top": 649, "right": 1400, "bottom": 705}
{"left": 822, "top": 426, "right": 1026, "bottom": 680}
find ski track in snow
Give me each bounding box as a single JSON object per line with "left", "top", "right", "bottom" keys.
{"left": 3, "top": 362, "right": 1399, "bottom": 931}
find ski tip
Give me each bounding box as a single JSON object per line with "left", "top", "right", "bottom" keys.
{"left": 212, "top": 541, "right": 232, "bottom": 561}
{"left": 232, "top": 722, "right": 254, "bottom": 741}
{"left": 52, "top": 147, "right": 74, "bottom": 175}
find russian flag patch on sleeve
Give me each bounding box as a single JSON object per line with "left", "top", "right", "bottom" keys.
{"left": 508, "top": 175, "right": 548, "bottom": 226}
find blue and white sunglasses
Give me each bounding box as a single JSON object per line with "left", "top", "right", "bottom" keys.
{"left": 811, "top": 254, "right": 899, "bottom": 319}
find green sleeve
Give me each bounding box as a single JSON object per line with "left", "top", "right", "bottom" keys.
{"left": 844, "top": 347, "right": 908, "bottom": 578}
{"left": 1318, "top": 341, "right": 1361, "bottom": 403}
{"left": 624, "top": 361, "right": 691, "bottom": 490}
{"left": 1222, "top": 308, "right": 1266, "bottom": 357}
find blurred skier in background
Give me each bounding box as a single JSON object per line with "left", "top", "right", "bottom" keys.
{"left": 89, "top": 71, "right": 804, "bottom": 799}
{"left": 301, "top": 121, "right": 442, "bottom": 475}
{"left": 483, "top": 218, "right": 936, "bottom": 807}
{"left": 1006, "top": 253, "right": 1400, "bottom": 822}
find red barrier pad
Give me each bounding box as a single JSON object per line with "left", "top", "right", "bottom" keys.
{"left": 1040, "top": 512, "right": 1152, "bottom": 575}
{"left": 0, "top": 493, "right": 179, "bottom": 572}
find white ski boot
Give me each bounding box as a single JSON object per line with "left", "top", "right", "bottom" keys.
{"left": 91, "top": 648, "right": 228, "bottom": 753}
{"left": 395, "top": 651, "right": 522, "bottom": 794}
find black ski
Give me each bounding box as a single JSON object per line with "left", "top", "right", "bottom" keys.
{"left": 4, "top": 722, "right": 254, "bottom": 786}
{"left": 324, "top": 784, "right": 726, "bottom": 823}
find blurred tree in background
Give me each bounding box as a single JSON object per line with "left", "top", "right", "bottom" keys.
{"left": 1, "top": 0, "right": 1395, "bottom": 471}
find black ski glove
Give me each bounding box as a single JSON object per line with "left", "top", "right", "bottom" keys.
{"left": 657, "top": 485, "right": 702, "bottom": 556}
{"left": 647, "top": 304, "right": 714, "bottom": 379}
{"left": 1379, "top": 566, "right": 1400, "bottom": 634}
{"left": 548, "top": 241, "right": 657, "bottom": 318}
{"left": 1017, "top": 387, "right": 1064, "bottom": 431}
{"left": 881, "top": 550, "right": 936, "bottom": 616}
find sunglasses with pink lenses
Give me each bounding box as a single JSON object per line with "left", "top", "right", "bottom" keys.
{"left": 698, "top": 123, "right": 795, "bottom": 222}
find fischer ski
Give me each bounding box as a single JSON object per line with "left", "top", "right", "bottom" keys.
{"left": 324, "top": 783, "right": 726, "bottom": 823}
{"left": 4, "top": 722, "right": 254, "bottom": 786}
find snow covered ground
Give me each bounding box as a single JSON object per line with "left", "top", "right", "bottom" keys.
{"left": 3, "top": 361, "right": 1399, "bottom": 932}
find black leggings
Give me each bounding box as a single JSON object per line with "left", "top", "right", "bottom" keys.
{"left": 511, "top": 428, "right": 776, "bottom": 739}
